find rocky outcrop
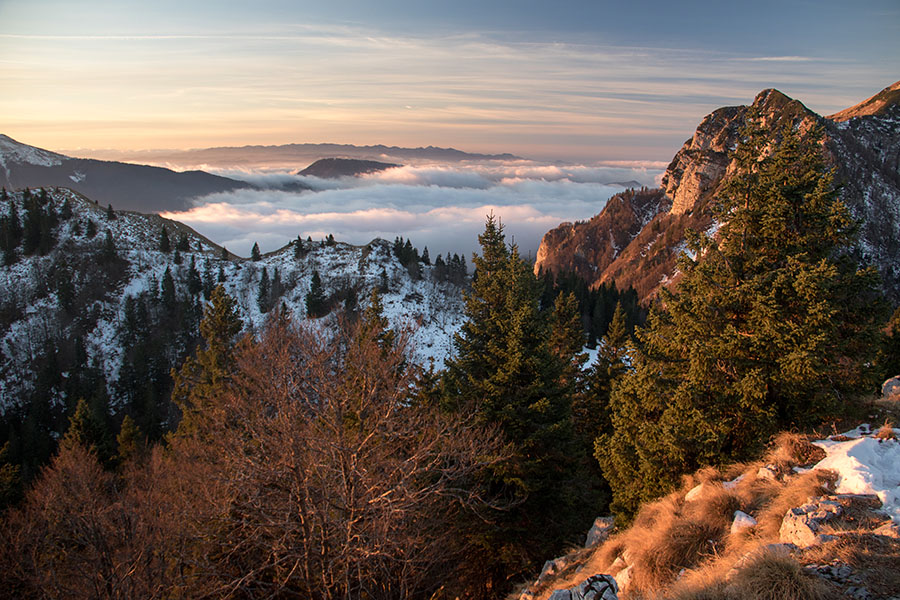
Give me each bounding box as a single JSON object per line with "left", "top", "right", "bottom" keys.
{"left": 548, "top": 575, "right": 618, "bottom": 600}
{"left": 533, "top": 82, "right": 900, "bottom": 303}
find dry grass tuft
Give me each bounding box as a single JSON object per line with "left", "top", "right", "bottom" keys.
{"left": 874, "top": 420, "right": 896, "bottom": 440}
{"left": 766, "top": 433, "right": 826, "bottom": 468}
{"left": 724, "top": 552, "right": 829, "bottom": 600}
{"left": 626, "top": 516, "right": 728, "bottom": 594}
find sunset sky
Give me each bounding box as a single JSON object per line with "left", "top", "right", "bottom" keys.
{"left": 1, "top": 0, "right": 898, "bottom": 163}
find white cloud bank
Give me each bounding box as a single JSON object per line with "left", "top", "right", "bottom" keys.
{"left": 162, "top": 162, "right": 662, "bottom": 259}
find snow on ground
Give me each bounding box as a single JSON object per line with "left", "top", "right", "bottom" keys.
{"left": 813, "top": 425, "right": 900, "bottom": 523}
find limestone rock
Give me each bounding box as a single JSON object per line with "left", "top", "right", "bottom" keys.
{"left": 614, "top": 566, "right": 631, "bottom": 593}
{"left": 731, "top": 510, "right": 757, "bottom": 534}
{"left": 585, "top": 516, "right": 615, "bottom": 547}
{"left": 548, "top": 574, "right": 618, "bottom": 600}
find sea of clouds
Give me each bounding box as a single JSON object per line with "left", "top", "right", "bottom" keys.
{"left": 161, "top": 161, "right": 665, "bottom": 260}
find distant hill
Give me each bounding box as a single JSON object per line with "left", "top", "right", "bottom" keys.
{"left": 534, "top": 81, "right": 900, "bottom": 303}
{"left": 298, "top": 158, "right": 400, "bottom": 178}
{"left": 0, "top": 134, "right": 253, "bottom": 213}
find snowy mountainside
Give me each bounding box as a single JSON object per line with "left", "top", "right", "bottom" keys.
{"left": 0, "top": 187, "right": 465, "bottom": 416}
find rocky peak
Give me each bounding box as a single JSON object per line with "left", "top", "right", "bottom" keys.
{"left": 661, "top": 88, "right": 821, "bottom": 217}
{"left": 533, "top": 82, "right": 900, "bottom": 303}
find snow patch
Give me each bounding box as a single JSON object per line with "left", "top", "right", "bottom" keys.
{"left": 813, "top": 427, "right": 900, "bottom": 524}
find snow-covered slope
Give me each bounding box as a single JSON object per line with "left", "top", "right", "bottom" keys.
{"left": 0, "top": 187, "right": 465, "bottom": 415}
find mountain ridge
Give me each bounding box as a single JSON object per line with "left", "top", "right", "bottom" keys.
{"left": 0, "top": 134, "right": 255, "bottom": 213}
{"left": 534, "top": 81, "right": 900, "bottom": 302}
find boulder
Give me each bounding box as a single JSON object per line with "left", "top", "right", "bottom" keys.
{"left": 585, "top": 517, "right": 615, "bottom": 547}
{"left": 538, "top": 557, "right": 569, "bottom": 584}
{"left": 779, "top": 497, "right": 843, "bottom": 547}
{"left": 549, "top": 574, "right": 618, "bottom": 600}
{"left": 780, "top": 507, "right": 821, "bottom": 546}
{"left": 731, "top": 510, "right": 757, "bottom": 534}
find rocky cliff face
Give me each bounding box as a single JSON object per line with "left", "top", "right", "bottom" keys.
{"left": 534, "top": 82, "right": 900, "bottom": 303}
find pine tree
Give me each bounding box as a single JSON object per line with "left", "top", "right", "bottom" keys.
{"left": 360, "top": 288, "right": 395, "bottom": 351}
{"left": 86, "top": 219, "right": 97, "bottom": 239}
{"left": 251, "top": 242, "right": 261, "bottom": 261}
{"left": 305, "top": 269, "right": 327, "bottom": 318}
{"left": 161, "top": 266, "right": 176, "bottom": 310}
{"left": 443, "top": 214, "right": 582, "bottom": 586}
{"left": 62, "top": 397, "right": 114, "bottom": 466}
{"left": 257, "top": 267, "right": 270, "bottom": 313}
{"left": 159, "top": 226, "right": 171, "bottom": 252}
{"left": 116, "top": 415, "right": 144, "bottom": 464}
{"left": 171, "top": 285, "right": 243, "bottom": 438}
{"left": 187, "top": 255, "right": 203, "bottom": 296}
{"left": 176, "top": 232, "right": 189, "bottom": 252}
{"left": 421, "top": 246, "right": 430, "bottom": 265}
{"left": 106, "top": 203, "right": 116, "bottom": 220}
{"left": 99, "top": 229, "right": 116, "bottom": 263}
{"left": 597, "top": 121, "right": 887, "bottom": 519}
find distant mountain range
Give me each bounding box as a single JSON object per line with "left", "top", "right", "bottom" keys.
{"left": 534, "top": 81, "right": 900, "bottom": 303}
{"left": 63, "top": 143, "right": 523, "bottom": 171}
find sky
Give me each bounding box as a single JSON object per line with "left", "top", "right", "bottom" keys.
{"left": 1, "top": 0, "right": 898, "bottom": 163}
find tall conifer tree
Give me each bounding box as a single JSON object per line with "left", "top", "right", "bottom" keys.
{"left": 597, "top": 120, "right": 886, "bottom": 519}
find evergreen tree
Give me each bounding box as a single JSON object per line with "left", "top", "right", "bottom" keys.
{"left": 443, "top": 214, "right": 582, "bottom": 587}
{"left": 305, "top": 270, "right": 327, "bottom": 318}
{"left": 176, "top": 232, "right": 189, "bottom": 252}
{"left": 171, "top": 285, "right": 243, "bottom": 438}
{"left": 86, "top": 219, "right": 97, "bottom": 239}
{"left": 220, "top": 245, "right": 229, "bottom": 260}
{"left": 251, "top": 242, "right": 261, "bottom": 261}
{"left": 218, "top": 263, "right": 226, "bottom": 283}
{"left": 597, "top": 121, "right": 887, "bottom": 519}
{"left": 173, "top": 247, "right": 182, "bottom": 265}
{"left": 99, "top": 229, "right": 117, "bottom": 263}
{"left": 202, "top": 257, "right": 214, "bottom": 300}
{"left": 325, "top": 233, "right": 335, "bottom": 246}
{"left": 294, "top": 235, "right": 306, "bottom": 259}
{"left": 257, "top": 266, "right": 270, "bottom": 313}
{"left": 421, "top": 246, "right": 430, "bottom": 265}
{"left": 159, "top": 227, "right": 171, "bottom": 252}
{"left": 106, "top": 203, "right": 116, "bottom": 220}
{"left": 62, "top": 397, "right": 114, "bottom": 467}
{"left": 161, "top": 266, "right": 176, "bottom": 310}
{"left": 116, "top": 415, "right": 144, "bottom": 464}
{"left": 187, "top": 255, "right": 203, "bottom": 297}
{"left": 360, "top": 288, "right": 395, "bottom": 351}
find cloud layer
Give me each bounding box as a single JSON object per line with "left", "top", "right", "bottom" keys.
{"left": 162, "top": 162, "right": 662, "bottom": 259}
